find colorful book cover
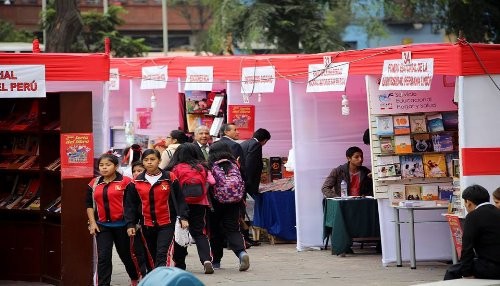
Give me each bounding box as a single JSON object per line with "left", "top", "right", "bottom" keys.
{"left": 186, "top": 114, "right": 203, "bottom": 132}
{"left": 438, "top": 184, "right": 455, "bottom": 200}
{"left": 60, "top": 133, "right": 94, "bottom": 179}
{"left": 405, "top": 185, "right": 422, "bottom": 200}
{"left": 442, "top": 112, "right": 459, "bottom": 131}
{"left": 421, "top": 185, "right": 439, "bottom": 200}
{"left": 185, "top": 90, "right": 209, "bottom": 114}
{"left": 393, "top": 115, "right": 411, "bottom": 135}
{"left": 409, "top": 115, "right": 427, "bottom": 133}
{"left": 427, "top": 113, "right": 444, "bottom": 132}
{"left": 270, "top": 157, "right": 283, "bottom": 181}
{"left": 389, "top": 184, "right": 405, "bottom": 206}
{"left": 379, "top": 137, "right": 394, "bottom": 155}
{"left": 423, "top": 153, "right": 447, "bottom": 178}
{"left": 376, "top": 116, "right": 394, "bottom": 136}
{"left": 445, "top": 152, "right": 459, "bottom": 178}
{"left": 432, "top": 133, "right": 454, "bottom": 152}
{"left": 394, "top": 135, "right": 412, "bottom": 154}
{"left": 227, "top": 105, "right": 255, "bottom": 140}
{"left": 377, "top": 163, "right": 401, "bottom": 178}
{"left": 400, "top": 154, "right": 424, "bottom": 179}
{"left": 412, "top": 133, "right": 433, "bottom": 152}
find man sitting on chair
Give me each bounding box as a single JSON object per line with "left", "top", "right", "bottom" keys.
{"left": 444, "top": 184, "right": 500, "bottom": 280}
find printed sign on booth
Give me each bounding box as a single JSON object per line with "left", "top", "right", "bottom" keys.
{"left": 60, "top": 133, "right": 94, "bottom": 179}
{"left": 380, "top": 58, "right": 434, "bottom": 90}
{"left": 141, "top": 66, "right": 168, "bottom": 89}
{"left": 241, "top": 66, "right": 276, "bottom": 93}
{"left": 228, "top": 105, "right": 255, "bottom": 140}
{"left": 306, "top": 62, "right": 349, "bottom": 92}
{"left": 184, "top": 66, "right": 214, "bottom": 91}
{"left": 0, "top": 65, "right": 46, "bottom": 98}
{"left": 109, "top": 68, "right": 119, "bottom": 91}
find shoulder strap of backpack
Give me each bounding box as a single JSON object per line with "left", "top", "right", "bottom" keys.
{"left": 165, "top": 171, "right": 179, "bottom": 216}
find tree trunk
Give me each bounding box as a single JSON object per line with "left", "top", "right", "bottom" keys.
{"left": 46, "top": 0, "right": 82, "bottom": 52}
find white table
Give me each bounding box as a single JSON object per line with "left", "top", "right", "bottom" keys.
{"left": 393, "top": 205, "right": 448, "bottom": 269}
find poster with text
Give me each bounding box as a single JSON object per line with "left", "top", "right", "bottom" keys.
{"left": 228, "top": 105, "right": 255, "bottom": 140}
{"left": 0, "top": 65, "right": 46, "bottom": 98}
{"left": 136, "top": 107, "right": 153, "bottom": 129}
{"left": 60, "top": 133, "right": 94, "bottom": 179}
{"left": 446, "top": 215, "right": 463, "bottom": 259}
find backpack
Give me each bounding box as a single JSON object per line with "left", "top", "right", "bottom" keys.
{"left": 211, "top": 159, "right": 245, "bottom": 203}
{"left": 174, "top": 163, "right": 207, "bottom": 200}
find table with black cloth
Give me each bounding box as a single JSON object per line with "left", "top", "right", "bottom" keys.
{"left": 253, "top": 189, "right": 296, "bottom": 241}
{"left": 323, "top": 198, "right": 380, "bottom": 255}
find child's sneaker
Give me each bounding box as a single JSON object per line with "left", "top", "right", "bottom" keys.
{"left": 212, "top": 262, "right": 221, "bottom": 269}
{"left": 238, "top": 251, "right": 250, "bottom": 271}
{"left": 204, "top": 261, "right": 214, "bottom": 274}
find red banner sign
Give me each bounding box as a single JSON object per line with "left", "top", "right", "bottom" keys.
{"left": 60, "top": 133, "right": 94, "bottom": 179}
{"left": 228, "top": 105, "right": 255, "bottom": 140}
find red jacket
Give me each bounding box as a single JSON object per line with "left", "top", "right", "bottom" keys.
{"left": 125, "top": 170, "right": 188, "bottom": 228}
{"left": 86, "top": 173, "right": 132, "bottom": 223}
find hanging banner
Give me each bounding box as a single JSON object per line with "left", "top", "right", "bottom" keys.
{"left": 60, "top": 133, "right": 94, "bottom": 179}
{"left": 109, "top": 68, "right": 119, "bottom": 91}
{"left": 367, "top": 75, "right": 458, "bottom": 114}
{"left": 379, "top": 58, "right": 434, "bottom": 90}
{"left": 0, "top": 65, "right": 46, "bottom": 98}
{"left": 184, "top": 66, "right": 213, "bottom": 91}
{"left": 241, "top": 66, "right": 275, "bottom": 93}
{"left": 141, "top": 66, "right": 167, "bottom": 89}
{"left": 227, "top": 105, "right": 255, "bottom": 140}
{"left": 306, "top": 62, "right": 349, "bottom": 92}
{"left": 445, "top": 215, "right": 463, "bottom": 259}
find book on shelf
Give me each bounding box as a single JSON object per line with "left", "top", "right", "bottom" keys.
{"left": 44, "top": 120, "right": 61, "bottom": 131}
{"left": 445, "top": 152, "right": 459, "bottom": 178}
{"left": 394, "top": 135, "right": 412, "bottom": 154}
{"left": 421, "top": 185, "right": 439, "bottom": 200}
{"left": 0, "top": 175, "right": 19, "bottom": 208}
{"left": 438, "top": 184, "right": 455, "bottom": 200}
{"left": 409, "top": 115, "right": 427, "bottom": 133}
{"left": 18, "top": 155, "right": 39, "bottom": 170}
{"left": 10, "top": 115, "right": 38, "bottom": 131}
{"left": 270, "top": 157, "right": 283, "bottom": 181}
{"left": 400, "top": 154, "right": 425, "bottom": 179}
{"left": 405, "top": 185, "right": 422, "bottom": 200}
{"left": 46, "top": 196, "right": 62, "bottom": 212}
{"left": 12, "top": 178, "right": 40, "bottom": 209}
{"left": 4, "top": 176, "right": 31, "bottom": 209}
{"left": 432, "top": 133, "right": 454, "bottom": 152}
{"left": 45, "top": 158, "right": 61, "bottom": 171}
{"left": 393, "top": 115, "right": 411, "bottom": 135}
{"left": 376, "top": 116, "right": 394, "bottom": 136}
{"left": 388, "top": 184, "right": 405, "bottom": 206}
{"left": 427, "top": 113, "right": 444, "bottom": 132}
{"left": 452, "top": 159, "right": 460, "bottom": 178}
{"left": 376, "top": 156, "right": 401, "bottom": 179}
{"left": 412, "top": 133, "right": 434, "bottom": 152}
{"left": 442, "top": 112, "right": 458, "bottom": 131}
{"left": 379, "top": 137, "right": 394, "bottom": 155}
{"left": 208, "top": 95, "right": 224, "bottom": 116}
{"left": 423, "top": 153, "right": 448, "bottom": 178}
{"left": 185, "top": 90, "right": 209, "bottom": 114}
{"left": 28, "top": 197, "right": 41, "bottom": 210}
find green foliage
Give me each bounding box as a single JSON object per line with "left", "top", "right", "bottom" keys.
{"left": 0, "top": 20, "right": 34, "bottom": 42}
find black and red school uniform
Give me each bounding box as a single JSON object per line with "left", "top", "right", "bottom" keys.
{"left": 85, "top": 172, "right": 139, "bottom": 286}
{"left": 125, "top": 170, "right": 188, "bottom": 268}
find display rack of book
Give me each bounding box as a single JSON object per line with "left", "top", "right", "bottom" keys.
{"left": 182, "top": 89, "right": 227, "bottom": 136}
{"left": 370, "top": 111, "right": 459, "bottom": 207}
{"left": 0, "top": 92, "right": 93, "bottom": 285}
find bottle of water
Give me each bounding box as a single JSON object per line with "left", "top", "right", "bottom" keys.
{"left": 340, "top": 180, "right": 348, "bottom": 198}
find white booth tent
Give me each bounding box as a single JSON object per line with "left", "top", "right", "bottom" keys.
{"left": 108, "top": 43, "right": 500, "bottom": 265}
{"left": 290, "top": 42, "right": 500, "bottom": 266}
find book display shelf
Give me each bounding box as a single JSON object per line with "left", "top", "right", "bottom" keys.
{"left": 370, "top": 110, "right": 459, "bottom": 206}
{"left": 0, "top": 92, "right": 93, "bottom": 285}
{"left": 182, "top": 89, "right": 227, "bottom": 136}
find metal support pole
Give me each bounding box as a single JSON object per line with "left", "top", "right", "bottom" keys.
{"left": 162, "top": 0, "right": 168, "bottom": 56}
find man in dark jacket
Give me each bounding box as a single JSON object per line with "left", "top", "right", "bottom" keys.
{"left": 219, "top": 123, "right": 246, "bottom": 180}
{"left": 240, "top": 128, "right": 271, "bottom": 198}
{"left": 444, "top": 184, "right": 500, "bottom": 280}
{"left": 321, "top": 146, "right": 373, "bottom": 198}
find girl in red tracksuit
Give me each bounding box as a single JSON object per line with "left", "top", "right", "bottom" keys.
{"left": 125, "top": 149, "right": 189, "bottom": 268}
{"left": 86, "top": 153, "right": 139, "bottom": 286}
{"left": 166, "top": 143, "right": 215, "bottom": 274}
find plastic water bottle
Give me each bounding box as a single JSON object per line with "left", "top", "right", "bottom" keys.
{"left": 340, "top": 180, "right": 348, "bottom": 198}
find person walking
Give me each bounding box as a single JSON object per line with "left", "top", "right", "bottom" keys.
{"left": 240, "top": 128, "right": 271, "bottom": 198}
{"left": 86, "top": 153, "right": 140, "bottom": 286}
{"left": 125, "top": 149, "right": 189, "bottom": 268}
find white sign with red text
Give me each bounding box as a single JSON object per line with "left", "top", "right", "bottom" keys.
{"left": 184, "top": 66, "right": 213, "bottom": 91}
{"left": 306, "top": 62, "right": 349, "bottom": 92}
{"left": 241, "top": 66, "right": 276, "bottom": 93}
{"left": 380, "top": 58, "right": 434, "bottom": 90}
{"left": 109, "top": 68, "right": 119, "bottom": 91}
{"left": 0, "top": 65, "right": 46, "bottom": 98}
{"left": 141, "top": 66, "right": 168, "bottom": 89}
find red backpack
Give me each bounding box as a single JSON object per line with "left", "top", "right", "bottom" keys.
{"left": 173, "top": 163, "right": 208, "bottom": 204}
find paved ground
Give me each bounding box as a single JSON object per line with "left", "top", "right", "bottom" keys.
{"left": 0, "top": 242, "right": 453, "bottom": 286}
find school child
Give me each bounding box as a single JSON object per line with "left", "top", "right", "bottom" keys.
{"left": 207, "top": 141, "right": 250, "bottom": 271}
{"left": 166, "top": 143, "right": 215, "bottom": 274}
{"left": 125, "top": 149, "right": 189, "bottom": 268}
{"left": 121, "top": 144, "right": 143, "bottom": 178}
{"left": 86, "top": 153, "right": 139, "bottom": 286}
{"left": 131, "top": 161, "right": 145, "bottom": 179}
